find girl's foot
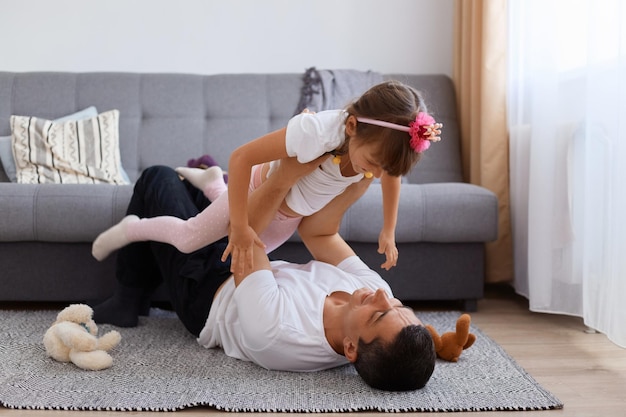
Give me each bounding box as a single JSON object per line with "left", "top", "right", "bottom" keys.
{"left": 92, "top": 215, "right": 140, "bottom": 261}
{"left": 175, "top": 166, "right": 227, "bottom": 201}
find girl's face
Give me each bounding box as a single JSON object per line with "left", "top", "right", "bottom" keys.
{"left": 345, "top": 115, "right": 384, "bottom": 178}
{"left": 348, "top": 140, "right": 383, "bottom": 178}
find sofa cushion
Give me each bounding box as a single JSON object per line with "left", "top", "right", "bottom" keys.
{"left": 0, "top": 183, "right": 133, "bottom": 242}
{"left": 356, "top": 183, "right": 498, "bottom": 242}
{"left": 288, "top": 183, "right": 498, "bottom": 244}
{"left": 11, "top": 110, "right": 128, "bottom": 184}
{"left": 0, "top": 182, "right": 496, "bottom": 245}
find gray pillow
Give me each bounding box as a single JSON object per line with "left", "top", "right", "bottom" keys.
{"left": 0, "top": 135, "right": 15, "bottom": 181}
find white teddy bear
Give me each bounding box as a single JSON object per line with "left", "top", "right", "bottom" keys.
{"left": 43, "top": 303, "right": 121, "bottom": 371}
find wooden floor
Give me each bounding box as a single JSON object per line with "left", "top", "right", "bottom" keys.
{"left": 1, "top": 285, "right": 625, "bottom": 417}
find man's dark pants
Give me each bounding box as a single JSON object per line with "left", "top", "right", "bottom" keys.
{"left": 115, "top": 165, "right": 231, "bottom": 336}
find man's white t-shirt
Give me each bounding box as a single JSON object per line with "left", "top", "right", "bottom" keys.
{"left": 197, "top": 256, "right": 393, "bottom": 372}
{"left": 267, "top": 109, "right": 363, "bottom": 216}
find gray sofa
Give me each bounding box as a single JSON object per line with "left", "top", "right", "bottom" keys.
{"left": 0, "top": 71, "right": 497, "bottom": 311}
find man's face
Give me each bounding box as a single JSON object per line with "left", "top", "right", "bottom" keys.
{"left": 343, "top": 288, "right": 422, "bottom": 346}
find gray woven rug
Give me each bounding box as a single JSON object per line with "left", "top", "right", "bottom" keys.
{"left": 0, "top": 309, "right": 562, "bottom": 412}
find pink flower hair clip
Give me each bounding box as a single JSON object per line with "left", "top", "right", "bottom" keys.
{"left": 409, "top": 112, "right": 443, "bottom": 152}
{"left": 356, "top": 112, "right": 443, "bottom": 153}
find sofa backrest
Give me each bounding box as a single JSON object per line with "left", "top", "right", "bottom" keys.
{"left": 0, "top": 72, "right": 462, "bottom": 184}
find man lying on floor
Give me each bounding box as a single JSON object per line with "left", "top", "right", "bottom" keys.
{"left": 92, "top": 156, "right": 435, "bottom": 391}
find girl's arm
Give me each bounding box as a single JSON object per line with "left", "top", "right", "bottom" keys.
{"left": 222, "top": 128, "right": 290, "bottom": 276}
{"left": 232, "top": 155, "right": 328, "bottom": 284}
{"left": 379, "top": 172, "right": 402, "bottom": 270}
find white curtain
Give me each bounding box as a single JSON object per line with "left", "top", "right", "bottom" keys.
{"left": 508, "top": 0, "right": 626, "bottom": 348}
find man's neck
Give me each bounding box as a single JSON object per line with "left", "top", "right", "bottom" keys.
{"left": 323, "top": 291, "right": 351, "bottom": 355}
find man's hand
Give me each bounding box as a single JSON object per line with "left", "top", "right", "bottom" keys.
{"left": 222, "top": 224, "right": 266, "bottom": 276}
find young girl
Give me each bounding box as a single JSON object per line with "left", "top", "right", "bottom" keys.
{"left": 92, "top": 80, "right": 442, "bottom": 274}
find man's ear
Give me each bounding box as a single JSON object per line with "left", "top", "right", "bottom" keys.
{"left": 345, "top": 115, "right": 358, "bottom": 137}
{"left": 343, "top": 336, "right": 358, "bottom": 363}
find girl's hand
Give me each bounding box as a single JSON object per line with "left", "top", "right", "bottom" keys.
{"left": 377, "top": 230, "right": 398, "bottom": 270}
{"left": 222, "top": 224, "right": 266, "bottom": 276}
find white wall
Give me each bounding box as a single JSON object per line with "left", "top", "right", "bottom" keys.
{"left": 0, "top": 0, "right": 454, "bottom": 76}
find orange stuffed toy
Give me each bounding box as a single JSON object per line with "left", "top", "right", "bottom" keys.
{"left": 425, "top": 313, "right": 476, "bottom": 362}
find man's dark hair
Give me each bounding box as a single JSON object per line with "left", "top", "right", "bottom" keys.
{"left": 353, "top": 324, "right": 436, "bottom": 391}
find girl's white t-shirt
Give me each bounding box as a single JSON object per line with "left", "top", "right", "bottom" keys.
{"left": 267, "top": 109, "right": 363, "bottom": 216}
{"left": 197, "top": 255, "right": 393, "bottom": 372}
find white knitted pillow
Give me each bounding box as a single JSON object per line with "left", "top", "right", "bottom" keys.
{"left": 10, "top": 110, "right": 128, "bottom": 184}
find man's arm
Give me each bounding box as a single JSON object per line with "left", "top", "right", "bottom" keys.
{"left": 298, "top": 177, "right": 372, "bottom": 266}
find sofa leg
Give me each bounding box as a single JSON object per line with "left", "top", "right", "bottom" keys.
{"left": 461, "top": 299, "right": 478, "bottom": 312}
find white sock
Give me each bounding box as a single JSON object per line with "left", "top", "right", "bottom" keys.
{"left": 175, "top": 166, "right": 227, "bottom": 202}
{"left": 92, "top": 215, "right": 140, "bottom": 261}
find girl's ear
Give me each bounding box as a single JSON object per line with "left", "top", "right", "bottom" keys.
{"left": 345, "top": 115, "right": 358, "bottom": 137}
